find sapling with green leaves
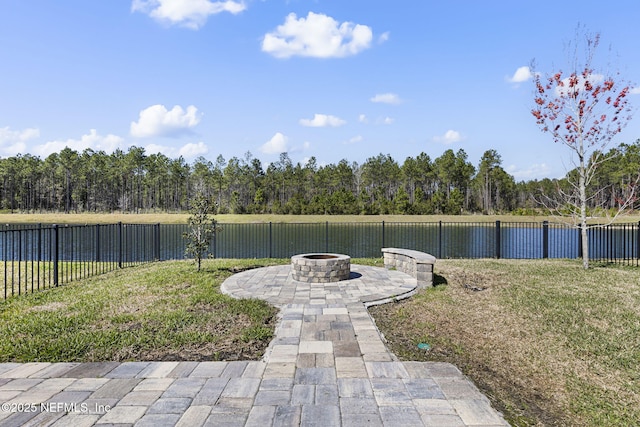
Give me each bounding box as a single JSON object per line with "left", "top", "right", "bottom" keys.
{"left": 183, "top": 192, "right": 221, "bottom": 271}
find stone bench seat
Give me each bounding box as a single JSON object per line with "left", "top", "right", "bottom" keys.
{"left": 382, "top": 247, "right": 436, "bottom": 288}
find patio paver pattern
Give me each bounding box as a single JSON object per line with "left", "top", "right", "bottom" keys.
{"left": 0, "top": 264, "right": 509, "bottom": 426}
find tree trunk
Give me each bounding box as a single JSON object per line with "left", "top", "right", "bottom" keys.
{"left": 579, "top": 151, "right": 589, "bottom": 269}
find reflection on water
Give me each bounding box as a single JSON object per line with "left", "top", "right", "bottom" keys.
{"left": 0, "top": 222, "right": 638, "bottom": 262}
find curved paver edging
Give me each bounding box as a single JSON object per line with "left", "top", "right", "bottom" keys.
{"left": 220, "top": 264, "right": 418, "bottom": 307}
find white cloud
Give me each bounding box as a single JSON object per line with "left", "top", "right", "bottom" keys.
{"left": 370, "top": 93, "right": 402, "bottom": 104}
{"left": 287, "top": 140, "right": 312, "bottom": 154}
{"left": 358, "top": 114, "right": 394, "bottom": 125}
{"left": 630, "top": 87, "right": 640, "bottom": 95}
{"left": 299, "top": 113, "right": 346, "bottom": 127}
{"left": 378, "top": 31, "right": 390, "bottom": 43}
{"left": 34, "top": 129, "right": 125, "bottom": 158}
{"left": 131, "top": 0, "right": 246, "bottom": 29}
{"left": 433, "top": 130, "right": 463, "bottom": 144}
{"left": 508, "top": 66, "right": 534, "bottom": 83}
{"left": 346, "top": 135, "right": 363, "bottom": 144}
{"left": 260, "top": 132, "right": 289, "bottom": 154}
{"left": 131, "top": 104, "right": 201, "bottom": 138}
{"left": 179, "top": 142, "right": 208, "bottom": 158}
{"left": 262, "top": 12, "right": 373, "bottom": 59}
{"left": 0, "top": 127, "right": 39, "bottom": 157}
{"left": 507, "top": 163, "right": 552, "bottom": 180}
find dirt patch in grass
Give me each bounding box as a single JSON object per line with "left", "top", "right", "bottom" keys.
{"left": 369, "top": 260, "right": 637, "bottom": 426}
{"left": 104, "top": 310, "right": 277, "bottom": 362}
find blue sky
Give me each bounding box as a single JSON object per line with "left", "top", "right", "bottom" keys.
{"left": 1, "top": 0, "right": 639, "bottom": 180}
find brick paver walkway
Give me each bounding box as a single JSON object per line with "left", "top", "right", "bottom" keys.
{"left": 0, "top": 264, "right": 509, "bottom": 426}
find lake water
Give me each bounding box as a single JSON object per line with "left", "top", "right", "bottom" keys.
{"left": 3, "top": 221, "right": 636, "bottom": 262}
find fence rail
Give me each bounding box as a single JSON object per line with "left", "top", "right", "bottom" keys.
{"left": 2, "top": 221, "right": 639, "bottom": 299}
{"left": 1, "top": 223, "right": 159, "bottom": 299}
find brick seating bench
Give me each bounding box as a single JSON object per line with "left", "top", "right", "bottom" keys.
{"left": 382, "top": 248, "right": 436, "bottom": 288}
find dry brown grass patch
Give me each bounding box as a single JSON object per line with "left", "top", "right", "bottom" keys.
{"left": 28, "top": 302, "right": 67, "bottom": 312}
{"left": 372, "top": 260, "right": 640, "bottom": 425}
{"left": 371, "top": 261, "right": 580, "bottom": 425}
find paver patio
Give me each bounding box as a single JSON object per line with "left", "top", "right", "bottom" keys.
{"left": 0, "top": 264, "right": 509, "bottom": 426}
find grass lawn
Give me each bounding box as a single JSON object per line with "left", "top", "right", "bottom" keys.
{"left": 1, "top": 261, "right": 128, "bottom": 299}
{"left": 1, "top": 257, "right": 638, "bottom": 426}
{"left": 0, "top": 259, "right": 287, "bottom": 362}
{"left": 1, "top": 212, "right": 638, "bottom": 226}
{"left": 369, "top": 259, "right": 640, "bottom": 427}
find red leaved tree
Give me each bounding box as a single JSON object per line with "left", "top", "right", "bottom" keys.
{"left": 531, "top": 31, "right": 635, "bottom": 269}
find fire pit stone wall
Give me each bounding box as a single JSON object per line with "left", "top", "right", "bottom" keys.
{"left": 291, "top": 253, "right": 351, "bottom": 283}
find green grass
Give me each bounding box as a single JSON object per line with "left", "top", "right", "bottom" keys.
{"left": 369, "top": 259, "right": 640, "bottom": 426}
{"left": 0, "top": 212, "right": 603, "bottom": 224}
{"left": 0, "top": 259, "right": 288, "bottom": 362}
{"left": 1, "top": 261, "right": 126, "bottom": 299}
{"left": 2, "top": 256, "right": 639, "bottom": 426}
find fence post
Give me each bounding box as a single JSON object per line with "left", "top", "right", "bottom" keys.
{"left": 118, "top": 222, "right": 123, "bottom": 268}
{"left": 438, "top": 221, "right": 442, "bottom": 259}
{"left": 542, "top": 221, "right": 549, "bottom": 259}
{"left": 53, "top": 224, "right": 59, "bottom": 287}
{"left": 37, "top": 224, "right": 42, "bottom": 291}
{"left": 325, "top": 221, "right": 329, "bottom": 253}
{"left": 637, "top": 221, "right": 640, "bottom": 262}
{"left": 155, "top": 223, "right": 161, "bottom": 261}
{"left": 3, "top": 229, "right": 6, "bottom": 299}
{"left": 605, "top": 224, "right": 610, "bottom": 263}
{"left": 495, "top": 221, "right": 501, "bottom": 259}
{"left": 37, "top": 223, "right": 42, "bottom": 263}
{"left": 95, "top": 225, "right": 101, "bottom": 263}
{"left": 212, "top": 223, "right": 217, "bottom": 259}
{"left": 382, "top": 221, "right": 385, "bottom": 248}
{"left": 269, "top": 222, "right": 272, "bottom": 258}
{"left": 17, "top": 229, "right": 22, "bottom": 294}
{"left": 614, "top": 224, "right": 627, "bottom": 261}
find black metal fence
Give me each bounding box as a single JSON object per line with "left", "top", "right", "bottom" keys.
{"left": 2, "top": 221, "right": 639, "bottom": 299}
{"left": 1, "top": 223, "right": 159, "bottom": 299}
{"left": 166, "top": 221, "right": 639, "bottom": 262}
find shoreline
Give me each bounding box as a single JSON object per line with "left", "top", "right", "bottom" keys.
{"left": 0, "top": 212, "right": 636, "bottom": 224}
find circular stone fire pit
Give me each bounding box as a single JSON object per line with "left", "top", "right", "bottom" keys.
{"left": 291, "top": 253, "right": 351, "bottom": 283}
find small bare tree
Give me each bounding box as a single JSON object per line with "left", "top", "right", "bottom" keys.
{"left": 531, "top": 29, "right": 635, "bottom": 269}
{"left": 183, "top": 192, "right": 221, "bottom": 271}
